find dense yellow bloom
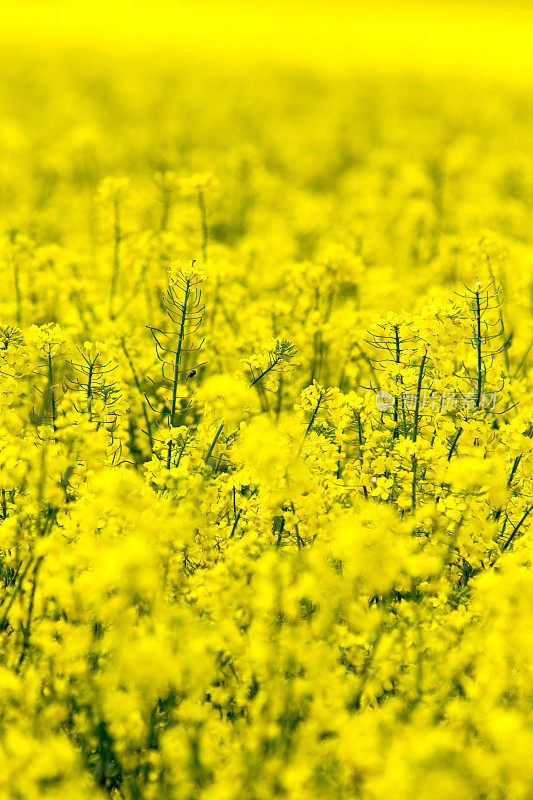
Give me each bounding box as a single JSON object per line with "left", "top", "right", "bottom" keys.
{"left": 0, "top": 6, "right": 532, "bottom": 799}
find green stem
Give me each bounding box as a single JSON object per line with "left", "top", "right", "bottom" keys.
{"left": 121, "top": 339, "right": 153, "bottom": 455}
{"left": 198, "top": 190, "right": 208, "bottom": 262}
{"left": 13, "top": 259, "right": 22, "bottom": 327}
{"left": 475, "top": 290, "right": 483, "bottom": 408}
{"left": 109, "top": 198, "right": 121, "bottom": 318}
{"left": 412, "top": 352, "right": 426, "bottom": 442}
{"left": 204, "top": 423, "right": 224, "bottom": 466}
{"left": 299, "top": 393, "right": 323, "bottom": 455}
{"left": 501, "top": 504, "right": 533, "bottom": 554}
{"left": 250, "top": 357, "right": 280, "bottom": 387}
{"left": 47, "top": 351, "right": 57, "bottom": 434}
{"left": 166, "top": 279, "right": 191, "bottom": 469}
{"left": 447, "top": 428, "right": 462, "bottom": 461}
{"left": 393, "top": 325, "right": 401, "bottom": 439}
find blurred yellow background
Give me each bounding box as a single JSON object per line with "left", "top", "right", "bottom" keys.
{"left": 2, "top": 1, "right": 533, "bottom": 79}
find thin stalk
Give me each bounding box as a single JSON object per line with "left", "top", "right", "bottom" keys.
{"left": 299, "top": 393, "right": 323, "bottom": 455}
{"left": 12, "top": 256, "right": 22, "bottom": 327}
{"left": 500, "top": 504, "right": 533, "bottom": 555}
{"left": 290, "top": 502, "right": 304, "bottom": 548}
{"left": 229, "top": 488, "right": 257, "bottom": 538}
{"left": 209, "top": 279, "right": 219, "bottom": 334}
{"left": 250, "top": 357, "right": 281, "bottom": 387}
{"left": 160, "top": 187, "right": 171, "bottom": 231}
{"left": 508, "top": 455, "right": 521, "bottom": 487}
{"left": 475, "top": 290, "right": 483, "bottom": 408}
{"left": 16, "top": 558, "right": 42, "bottom": 672}
{"left": 198, "top": 190, "right": 208, "bottom": 262}
{"left": 0, "top": 557, "right": 34, "bottom": 630}
{"left": 514, "top": 340, "right": 532, "bottom": 377}
{"left": 204, "top": 423, "right": 224, "bottom": 466}
{"left": 412, "top": 352, "right": 427, "bottom": 442}
{"left": 166, "top": 279, "right": 191, "bottom": 469}
{"left": 393, "top": 325, "right": 401, "bottom": 439}
{"left": 86, "top": 360, "right": 94, "bottom": 420}
{"left": 47, "top": 351, "right": 57, "bottom": 434}
{"left": 109, "top": 198, "right": 121, "bottom": 318}
{"left": 349, "top": 620, "right": 385, "bottom": 711}
{"left": 229, "top": 510, "right": 243, "bottom": 538}
{"left": 275, "top": 374, "right": 283, "bottom": 421}
{"left": 175, "top": 429, "right": 189, "bottom": 469}
{"left": 356, "top": 413, "right": 368, "bottom": 499}
{"left": 121, "top": 339, "right": 153, "bottom": 454}
{"left": 356, "top": 342, "right": 380, "bottom": 391}
{"left": 447, "top": 427, "right": 462, "bottom": 461}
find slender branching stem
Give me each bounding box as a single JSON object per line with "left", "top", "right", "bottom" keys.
{"left": 47, "top": 351, "right": 57, "bottom": 434}
{"left": 11, "top": 250, "right": 22, "bottom": 327}
{"left": 500, "top": 504, "right": 533, "bottom": 555}
{"left": 204, "top": 423, "right": 224, "bottom": 466}
{"left": 447, "top": 427, "right": 462, "bottom": 461}
{"left": 198, "top": 190, "right": 208, "bottom": 262}
{"left": 475, "top": 290, "right": 483, "bottom": 408}
{"left": 412, "top": 351, "right": 427, "bottom": 442}
{"left": 508, "top": 455, "right": 521, "bottom": 487}
{"left": 166, "top": 278, "right": 191, "bottom": 469}
{"left": 121, "top": 339, "right": 153, "bottom": 454}
{"left": 109, "top": 198, "right": 121, "bottom": 318}
{"left": 393, "top": 325, "right": 401, "bottom": 439}
{"left": 250, "top": 357, "right": 281, "bottom": 387}
{"left": 299, "top": 393, "right": 323, "bottom": 456}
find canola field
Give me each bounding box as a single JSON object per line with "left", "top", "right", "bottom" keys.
{"left": 1, "top": 4, "right": 533, "bottom": 798}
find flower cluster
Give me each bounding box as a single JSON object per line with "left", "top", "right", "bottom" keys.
{"left": 0, "top": 42, "right": 532, "bottom": 800}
